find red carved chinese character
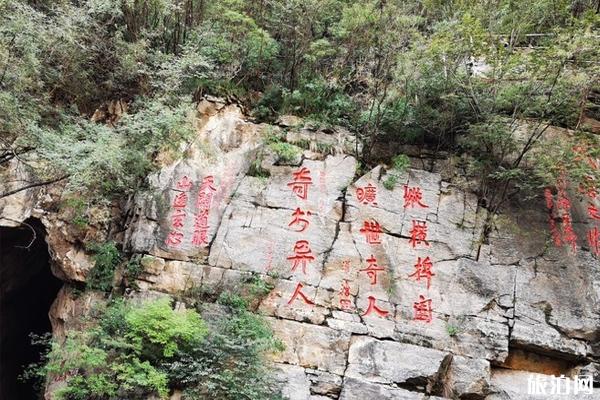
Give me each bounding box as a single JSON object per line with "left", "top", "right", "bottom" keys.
{"left": 549, "top": 216, "right": 562, "bottom": 247}
{"left": 588, "top": 204, "right": 600, "bottom": 220}
{"left": 199, "top": 175, "right": 217, "bottom": 192}
{"left": 172, "top": 192, "right": 188, "bottom": 208}
{"left": 341, "top": 259, "right": 351, "bottom": 273}
{"left": 360, "top": 255, "right": 385, "bottom": 285}
{"left": 413, "top": 295, "right": 433, "bottom": 323}
{"left": 191, "top": 229, "right": 209, "bottom": 246}
{"left": 287, "top": 240, "right": 315, "bottom": 274}
{"left": 287, "top": 167, "right": 312, "bottom": 200}
{"left": 557, "top": 196, "right": 571, "bottom": 211}
{"left": 171, "top": 209, "right": 186, "bottom": 229}
{"left": 196, "top": 192, "right": 213, "bottom": 210}
{"left": 544, "top": 188, "right": 554, "bottom": 210}
{"left": 588, "top": 227, "right": 599, "bottom": 257}
{"left": 339, "top": 280, "right": 352, "bottom": 310}
{"left": 409, "top": 256, "right": 435, "bottom": 289}
{"left": 362, "top": 296, "right": 389, "bottom": 317}
{"left": 339, "top": 279, "right": 351, "bottom": 297}
{"left": 360, "top": 220, "right": 383, "bottom": 244}
{"left": 176, "top": 176, "right": 193, "bottom": 191}
{"left": 356, "top": 183, "right": 377, "bottom": 205}
{"left": 289, "top": 208, "right": 312, "bottom": 232}
{"left": 561, "top": 214, "right": 577, "bottom": 252}
{"left": 409, "top": 220, "right": 429, "bottom": 248}
{"left": 194, "top": 209, "right": 209, "bottom": 229}
{"left": 403, "top": 185, "right": 428, "bottom": 208}
{"left": 165, "top": 231, "right": 184, "bottom": 247}
{"left": 287, "top": 282, "right": 315, "bottom": 305}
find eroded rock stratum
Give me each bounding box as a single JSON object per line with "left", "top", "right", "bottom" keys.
{"left": 2, "top": 99, "right": 599, "bottom": 399}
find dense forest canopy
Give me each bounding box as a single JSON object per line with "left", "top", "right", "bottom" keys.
{"left": 1, "top": 0, "right": 599, "bottom": 208}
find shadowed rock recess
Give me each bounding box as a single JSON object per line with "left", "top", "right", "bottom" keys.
{"left": 0, "top": 218, "right": 62, "bottom": 400}
{"left": 1, "top": 99, "right": 599, "bottom": 399}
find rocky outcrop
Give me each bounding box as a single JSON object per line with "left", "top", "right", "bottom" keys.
{"left": 2, "top": 98, "right": 599, "bottom": 399}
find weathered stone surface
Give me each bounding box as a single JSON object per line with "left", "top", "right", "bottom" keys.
{"left": 306, "top": 368, "right": 343, "bottom": 397}
{"left": 0, "top": 159, "right": 39, "bottom": 227}
{"left": 48, "top": 286, "right": 104, "bottom": 340}
{"left": 489, "top": 369, "right": 598, "bottom": 400}
{"left": 445, "top": 355, "right": 491, "bottom": 399}
{"left": 274, "top": 364, "right": 311, "bottom": 400}
{"left": 268, "top": 318, "right": 351, "bottom": 375}
{"left": 136, "top": 256, "right": 204, "bottom": 293}
{"left": 339, "top": 377, "right": 430, "bottom": 400}
{"left": 510, "top": 253, "right": 599, "bottom": 358}
{"left": 345, "top": 336, "right": 448, "bottom": 389}
{"left": 7, "top": 101, "right": 597, "bottom": 400}
{"left": 124, "top": 103, "right": 264, "bottom": 261}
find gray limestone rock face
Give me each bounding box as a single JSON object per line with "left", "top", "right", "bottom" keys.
{"left": 345, "top": 336, "right": 448, "bottom": 390}
{"left": 12, "top": 105, "right": 597, "bottom": 400}
{"left": 123, "top": 103, "right": 264, "bottom": 262}
{"left": 268, "top": 317, "right": 351, "bottom": 375}
{"left": 339, "top": 377, "right": 433, "bottom": 400}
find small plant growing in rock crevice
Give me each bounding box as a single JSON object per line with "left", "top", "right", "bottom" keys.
{"left": 247, "top": 152, "right": 271, "bottom": 179}
{"left": 383, "top": 173, "right": 398, "bottom": 190}
{"left": 86, "top": 242, "right": 121, "bottom": 292}
{"left": 269, "top": 142, "right": 301, "bottom": 163}
{"left": 446, "top": 323, "right": 460, "bottom": 337}
{"left": 62, "top": 198, "right": 90, "bottom": 229}
{"left": 122, "top": 254, "right": 144, "bottom": 288}
{"left": 382, "top": 154, "right": 410, "bottom": 190}
{"left": 392, "top": 154, "right": 410, "bottom": 173}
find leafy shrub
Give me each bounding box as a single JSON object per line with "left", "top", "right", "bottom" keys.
{"left": 392, "top": 154, "right": 410, "bottom": 173}
{"left": 126, "top": 298, "right": 207, "bottom": 359}
{"left": 123, "top": 255, "right": 144, "bottom": 284}
{"left": 26, "top": 295, "right": 282, "bottom": 400}
{"left": 247, "top": 151, "right": 271, "bottom": 179}
{"left": 166, "top": 292, "right": 284, "bottom": 400}
{"left": 27, "top": 298, "right": 206, "bottom": 399}
{"left": 269, "top": 141, "right": 301, "bottom": 163}
{"left": 86, "top": 242, "right": 121, "bottom": 292}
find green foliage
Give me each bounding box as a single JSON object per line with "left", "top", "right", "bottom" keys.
{"left": 382, "top": 154, "right": 409, "bottom": 192}
{"left": 264, "top": 132, "right": 302, "bottom": 163}
{"left": 166, "top": 291, "right": 284, "bottom": 400}
{"left": 86, "top": 242, "right": 121, "bottom": 292}
{"left": 447, "top": 324, "right": 460, "bottom": 337}
{"left": 247, "top": 157, "right": 271, "bottom": 179}
{"left": 3, "top": 0, "right": 598, "bottom": 211}
{"left": 383, "top": 174, "right": 398, "bottom": 191}
{"left": 61, "top": 198, "right": 89, "bottom": 229}
{"left": 125, "top": 297, "right": 207, "bottom": 359}
{"left": 269, "top": 142, "right": 301, "bottom": 163}
{"left": 123, "top": 254, "right": 144, "bottom": 284}
{"left": 392, "top": 154, "right": 410, "bottom": 173}
{"left": 27, "top": 298, "right": 209, "bottom": 399}
{"left": 217, "top": 292, "right": 250, "bottom": 311}
{"left": 247, "top": 275, "right": 275, "bottom": 299}
{"left": 25, "top": 286, "right": 283, "bottom": 399}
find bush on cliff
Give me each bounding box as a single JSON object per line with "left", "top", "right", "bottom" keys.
{"left": 26, "top": 296, "right": 282, "bottom": 400}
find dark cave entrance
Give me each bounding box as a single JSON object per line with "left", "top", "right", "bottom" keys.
{"left": 1, "top": 218, "right": 63, "bottom": 400}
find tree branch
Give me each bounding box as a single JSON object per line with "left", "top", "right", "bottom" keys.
{"left": 0, "top": 175, "right": 69, "bottom": 199}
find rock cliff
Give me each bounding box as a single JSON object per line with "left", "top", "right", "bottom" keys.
{"left": 1, "top": 98, "right": 599, "bottom": 400}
